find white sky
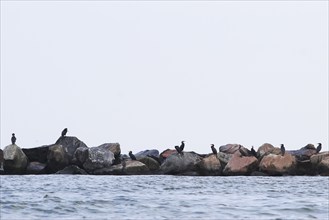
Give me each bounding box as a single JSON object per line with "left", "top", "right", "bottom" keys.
{"left": 1, "top": 1, "right": 328, "bottom": 154}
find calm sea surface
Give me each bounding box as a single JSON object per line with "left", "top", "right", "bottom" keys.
{"left": 0, "top": 175, "right": 328, "bottom": 220}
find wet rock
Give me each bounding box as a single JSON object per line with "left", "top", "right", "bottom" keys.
{"left": 26, "top": 161, "right": 47, "bottom": 174}
{"left": 160, "top": 152, "right": 202, "bottom": 175}
{"left": 259, "top": 154, "right": 296, "bottom": 175}
{"left": 3, "top": 144, "right": 28, "bottom": 174}
{"left": 196, "top": 154, "right": 222, "bottom": 176}
{"left": 138, "top": 156, "right": 160, "bottom": 171}
{"left": 250, "top": 171, "right": 268, "bottom": 176}
{"left": 56, "top": 165, "right": 87, "bottom": 175}
{"left": 22, "top": 145, "right": 49, "bottom": 163}
{"left": 223, "top": 154, "right": 258, "bottom": 175}
{"left": 295, "top": 160, "right": 316, "bottom": 175}
{"left": 55, "top": 136, "right": 88, "bottom": 162}
{"left": 124, "top": 160, "right": 150, "bottom": 175}
{"left": 83, "top": 146, "right": 115, "bottom": 173}
{"left": 219, "top": 144, "right": 241, "bottom": 154}
{"left": 47, "top": 144, "right": 70, "bottom": 173}
{"left": 93, "top": 164, "right": 125, "bottom": 175}
{"left": 318, "top": 157, "right": 329, "bottom": 176}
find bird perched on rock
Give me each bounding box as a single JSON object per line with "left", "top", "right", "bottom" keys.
{"left": 129, "top": 151, "right": 137, "bottom": 160}
{"left": 211, "top": 144, "right": 217, "bottom": 155}
{"left": 61, "top": 128, "right": 68, "bottom": 137}
{"left": 250, "top": 146, "right": 257, "bottom": 157}
{"left": 316, "top": 143, "right": 322, "bottom": 153}
{"left": 180, "top": 141, "right": 185, "bottom": 152}
{"left": 175, "top": 145, "right": 182, "bottom": 153}
{"left": 11, "top": 133, "right": 16, "bottom": 145}
{"left": 280, "top": 144, "right": 285, "bottom": 156}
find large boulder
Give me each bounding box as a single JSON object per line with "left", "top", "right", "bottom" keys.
{"left": 135, "top": 149, "right": 159, "bottom": 159}
{"left": 257, "top": 143, "right": 276, "bottom": 159}
{"left": 55, "top": 136, "right": 88, "bottom": 163}
{"left": 259, "top": 154, "right": 296, "bottom": 175}
{"left": 159, "top": 149, "right": 177, "bottom": 163}
{"left": 0, "top": 149, "right": 4, "bottom": 174}
{"left": 3, "top": 144, "right": 28, "bottom": 174}
{"left": 138, "top": 156, "right": 160, "bottom": 171}
{"left": 72, "top": 146, "right": 89, "bottom": 167}
{"left": 217, "top": 152, "right": 233, "bottom": 168}
{"left": 287, "top": 144, "right": 317, "bottom": 161}
{"left": 83, "top": 146, "right": 115, "bottom": 173}
{"left": 93, "top": 163, "right": 125, "bottom": 175}
{"left": 26, "top": 161, "right": 47, "bottom": 174}
{"left": 223, "top": 154, "right": 258, "bottom": 175}
{"left": 96, "top": 143, "right": 121, "bottom": 164}
{"left": 56, "top": 165, "right": 87, "bottom": 175}
{"left": 219, "top": 144, "right": 241, "bottom": 154}
{"left": 22, "top": 145, "right": 49, "bottom": 163}
{"left": 196, "top": 154, "right": 222, "bottom": 176}
{"left": 47, "top": 144, "right": 70, "bottom": 173}
{"left": 160, "top": 152, "right": 202, "bottom": 175}
{"left": 318, "top": 157, "right": 329, "bottom": 176}
{"left": 310, "top": 151, "right": 329, "bottom": 165}
{"left": 124, "top": 160, "right": 150, "bottom": 175}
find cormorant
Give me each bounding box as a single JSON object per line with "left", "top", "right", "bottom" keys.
{"left": 316, "top": 143, "right": 322, "bottom": 153}
{"left": 11, "top": 133, "right": 16, "bottom": 145}
{"left": 211, "top": 144, "right": 217, "bottom": 155}
{"left": 280, "top": 144, "right": 285, "bottom": 156}
{"left": 179, "top": 141, "right": 185, "bottom": 152}
{"left": 129, "top": 151, "right": 137, "bottom": 160}
{"left": 175, "top": 145, "right": 182, "bottom": 153}
{"left": 251, "top": 146, "right": 257, "bottom": 157}
{"left": 61, "top": 128, "right": 68, "bottom": 137}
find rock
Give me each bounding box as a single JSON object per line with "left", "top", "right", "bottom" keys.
{"left": 318, "top": 157, "right": 329, "bottom": 176}
{"left": 26, "top": 162, "right": 47, "bottom": 174}
{"left": 93, "top": 164, "right": 125, "bottom": 175}
{"left": 196, "top": 154, "right": 222, "bottom": 176}
{"left": 310, "top": 151, "right": 329, "bottom": 165}
{"left": 47, "top": 144, "right": 70, "bottom": 173}
{"left": 257, "top": 143, "right": 276, "bottom": 159}
{"left": 217, "top": 152, "right": 233, "bottom": 167}
{"left": 55, "top": 136, "right": 88, "bottom": 162}
{"left": 259, "top": 154, "right": 296, "bottom": 175}
{"left": 160, "top": 152, "right": 202, "bottom": 175}
{"left": 250, "top": 171, "right": 268, "bottom": 176}
{"left": 138, "top": 156, "right": 160, "bottom": 171}
{"left": 219, "top": 144, "right": 241, "bottom": 154}
{"left": 0, "top": 149, "right": 4, "bottom": 174}
{"left": 83, "top": 146, "right": 115, "bottom": 173}
{"left": 56, "top": 165, "right": 87, "bottom": 175}
{"left": 72, "top": 146, "right": 89, "bottom": 167}
{"left": 159, "top": 149, "right": 177, "bottom": 163}
{"left": 223, "top": 154, "right": 258, "bottom": 175}
{"left": 96, "top": 143, "right": 121, "bottom": 165}
{"left": 287, "top": 144, "right": 317, "bottom": 161}
{"left": 124, "top": 160, "right": 150, "bottom": 175}
{"left": 295, "top": 160, "right": 317, "bottom": 175}
{"left": 135, "top": 149, "right": 160, "bottom": 159}
{"left": 3, "top": 144, "right": 28, "bottom": 174}
{"left": 22, "top": 145, "right": 49, "bottom": 163}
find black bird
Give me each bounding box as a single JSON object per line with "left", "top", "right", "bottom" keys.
{"left": 316, "top": 143, "right": 322, "bottom": 153}
{"left": 129, "top": 151, "right": 137, "bottom": 160}
{"left": 175, "top": 145, "right": 182, "bottom": 153}
{"left": 180, "top": 141, "right": 185, "bottom": 152}
{"left": 250, "top": 146, "right": 257, "bottom": 157}
{"left": 61, "top": 128, "right": 68, "bottom": 137}
{"left": 211, "top": 144, "right": 217, "bottom": 155}
{"left": 280, "top": 144, "right": 285, "bottom": 156}
{"left": 11, "top": 133, "right": 16, "bottom": 145}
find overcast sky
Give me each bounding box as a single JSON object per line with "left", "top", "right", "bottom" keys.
{"left": 1, "top": 1, "right": 328, "bottom": 154}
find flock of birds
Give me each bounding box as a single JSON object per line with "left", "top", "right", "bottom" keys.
{"left": 9, "top": 128, "right": 322, "bottom": 160}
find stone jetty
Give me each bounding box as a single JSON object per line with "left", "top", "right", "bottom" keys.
{"left": 0, "top": 137, "right": 328, "bottom": 176}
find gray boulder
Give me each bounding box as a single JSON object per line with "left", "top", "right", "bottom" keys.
{"left": 47, "top": 144, "right": 70, "bottom": 173}
{"left": 219, "top": 144, "right": 241, "bottom": 154}
{"left": 72, "top": 146, "right": 89, "bottom": 167}
{"left": 55, "top": 136, "right": 88, "bottom": 162}
{"left": 135, "top": 149, "right": 159, "bottom": 159}
{"left": 0, "top": 149, "right": 3, "bottom": 174}
{"left": 287, "top": 144, "right": 317, "bottom": 161}
{"left": 96, "top": 143, "right": 121, "bottom": 164}
{"left": 160, "top": 152, "right": 202, "bottom": 175}
{"left": 56, "top": 165, "right": 87, "bottom": 175}
{"left": 26, "top": 161, "right": 47, "bottom": 174}
{"left": 22, "top": 145, "right": 49, "bottom": 163}
{"left": 83, "top": 146, "right": 115, "bottom": 173}
{"left": 217, "top": 152, "right": 233, "bottom": 168}
{"left": 124, "top": 160, "right": 150, "bottom": 175}
{"left": 3, "top": 144, "right": 28, "bottom": 174}
{"left": 138, "top": 156, "right": 160, "bottom": 171}
{"left": 93, "top": 164, "right": 125, "bottom": 175}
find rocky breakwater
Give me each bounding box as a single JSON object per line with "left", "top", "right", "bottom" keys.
{"left": 1, "top": 138, "right": 328, "bottom": 176}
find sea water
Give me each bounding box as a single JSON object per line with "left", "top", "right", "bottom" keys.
{"left": 1, "top": 175, "right": 328, "bottom": 219}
